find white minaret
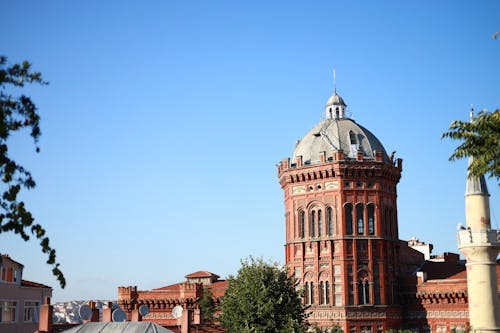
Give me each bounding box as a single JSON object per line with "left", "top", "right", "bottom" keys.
{"left": 457, "top": 113, "right": 500, "bottom": 332}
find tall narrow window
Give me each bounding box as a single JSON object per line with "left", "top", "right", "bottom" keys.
{"left": 374, "top": 264, "right": 381, "bottom": 305}
{"left": 318, "top": 209, "right": 323, "bottom": 236}
{"left": 319, "top": 281, "right": 324, "bottom": 304}
{"left": 298, "top": 210, "right": 305, "bottom": 238}
{"left": 327, "top": 207, "right": 334, "bottom": 236}
{"left": 310, "top": 282, "right": 315, "bottom": 305}
{"left": 345, "top": 204, "right": 353, "bottom": 235}
{"left": 6, "top": 267, "right": 13, "bottom": 282}
{"left": 325, "top": 281, "right": 330, "bottom": 304}
{"left": 304, "top": 282, "right": 310, "bottom": 304}
{"left": 24, "top": 301, "right": 39, "bottom": 323}
{"left": 347, "top": 265, "right": 354, "bottom": 305}
{"left": 356, "top": 204, "right": 364, "bottom": 235}
{"left": 358, "top": 271, "right": 370, "bottom": 305}
{"left": 309, "top": 210, "right": 316, "bottom": 237}
{"left": 367, "top": 204, "right": 375, "bottom": 235}
{"left": 0, "top": 301, "right": 17, "bottom": 323}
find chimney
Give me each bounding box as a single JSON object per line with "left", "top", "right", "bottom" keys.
{"left": 193, "top": 308, "right": 201, "bottom": 325}
{"left": 89, "top": 301, "right": 99, "bottom": 322}
{"left": 37, "top": 297, "right": 53, "bottom": 333}
{"left": 102, "top": 302, "right": 113, "bottom": 322}
{"left": 320, "top": 151, "right": 326, "bottom": 163}
{"left": 356, "top": 149, "right": 363, "bottom": 161}
{"left": 180, "top": 308, "right": 190, "bottom": 333}
{"left": 296, "top": 155, "right": 303, "bottom": 167}
{"left": 335, "top": 150, "right": 344, "bottom": 161}
{"left": 131, "top": 304, "right": 142, "bottom": 322}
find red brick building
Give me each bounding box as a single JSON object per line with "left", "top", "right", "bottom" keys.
{"left": 118, "top": 271, "right": 225, "bottom": 332}
{"left": 276, "top": 87, "right": 500, "bottom": 332}
{"left": 118, "top": 87, "right": 499, "bottom": 333}
{"left": 277, "top": 88, "right": 404, "bottom": 332}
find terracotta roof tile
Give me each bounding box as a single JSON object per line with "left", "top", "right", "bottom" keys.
{"left": 21, "top": 279, "right": 52, "bottom": 289}
{"left": 185, "top": 271, "right": 220, "bottom": 279}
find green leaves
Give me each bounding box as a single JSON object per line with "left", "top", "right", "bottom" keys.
{"left": 198, "top": 288, "right": 216, "bottom": 323}
{"left": 219, "top": 257, "right": 306, "bottom": 333}
{"left": 442, "top": 109, "right": 500, "bottom": 181}
{"left": 0, "top": 56, "right": 65, "bottom": 288}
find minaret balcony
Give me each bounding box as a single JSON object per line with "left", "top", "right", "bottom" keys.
{"left": 457, "top": 229, "right": 500, "bottom": 249}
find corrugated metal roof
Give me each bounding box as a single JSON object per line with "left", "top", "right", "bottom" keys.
{"left": 61, "top": 322, "right": 175, "bottom": 333}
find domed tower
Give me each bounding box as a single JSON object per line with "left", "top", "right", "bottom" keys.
{"left": 277, "top": 84, "right": 403, "bottom": 331}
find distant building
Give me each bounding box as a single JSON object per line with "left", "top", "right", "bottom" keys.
{"left": 118, "top": 271, "right": 226, "bottom": 332}
{"left": 0, "top": 254, "right": 52, "bottom": 333}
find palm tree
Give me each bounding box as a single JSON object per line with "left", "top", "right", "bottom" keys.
{"left": 442, "top": 109, "right": 499, "bottom": 181}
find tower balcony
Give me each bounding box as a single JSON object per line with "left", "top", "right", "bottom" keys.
{"left": 457, "top": 229, "right": 500, "bottom": 249}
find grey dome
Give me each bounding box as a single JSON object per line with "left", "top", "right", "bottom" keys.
{"left": 292, "top": 118, "right": 389, "bottom": 164}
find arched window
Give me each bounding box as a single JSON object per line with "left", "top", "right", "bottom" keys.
{"left": 327, "top": 207, "right": 334, "bottom": 236}
{"left": 345, "top": 204, "right": 353, "bottom": 235}
{"left": 356, "top": 204, "right": 364, "bottom": 235}
{"left": 318, "top": 209, "right": 323, "bottom": 236}
{"left": 309, "top": 210, "right": 316, "bottom": 237}
{"left": 298, "top": 210, "right": 305, "bottom": 238}
{"left": 320, "top": 281, "right": 330, "bottom": 305}
{"left": 367, "top": 204, "right": 375, "bottom": 235}
{"left": 304, "top": 282, "right": 314, "bottom": 305}
{"left": 358, "top": 270, "right": 370, "bottom": 305}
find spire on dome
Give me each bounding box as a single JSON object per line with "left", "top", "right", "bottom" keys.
{"left": 334, "top": 68, "right": 337, "bottom": 95}
{"left": 325, "top": 70, "right": 347, "bottom": 119}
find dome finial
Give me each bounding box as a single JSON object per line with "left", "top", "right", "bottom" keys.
{"left": 333, "top": 68, "right": 337, "bottom": 95}
{"left": 470, "top": 104, "right": 474, "bottom": 122}
{"left": 325, "top": 69, "right": 346, "bottom": 119}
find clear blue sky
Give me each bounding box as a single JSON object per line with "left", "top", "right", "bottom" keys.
{"left": 1, "top": 1, "right": 499, "bottom": 302}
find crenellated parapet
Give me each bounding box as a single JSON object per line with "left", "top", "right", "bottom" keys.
{"left": 118, "top": 286, "right": 138, "bottom": 301}
{"left": 278, "top": 151, "right": 402, "bottom": 190}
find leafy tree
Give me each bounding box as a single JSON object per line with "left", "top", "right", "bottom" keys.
{"left": 441, "top": 109, "right": 500, "bottom": 181}
{"left": 329, "top": 325, "right": 344, "bottom": 333}
{"left": 198, "top": 288, "right": 215, "bottom": 323}
{"left": 0, "top": 56, "right": 65, "bottom": 288}
{"left": 218, "top": 257, "right": 306, "bottom": 333}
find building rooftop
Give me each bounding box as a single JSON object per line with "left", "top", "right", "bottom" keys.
{"left": 292, "top": 118, "right": 389, "bottom": 164}
{"left": 185, "top": 271, "right": 220, "bottom": 279}
{"left": 61, "top": 322, "right": 175, "bottom": 333}
{"left": 21, "top": 279, "right": 52, "bottom": 289}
